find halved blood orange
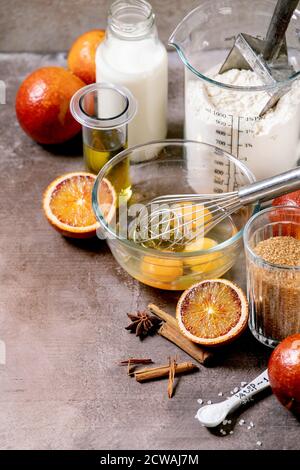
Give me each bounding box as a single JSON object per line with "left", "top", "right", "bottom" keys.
{"left": 43, "top": 172, "right": 115, "bottom": 238}
{"left": 176, "top": 279, "right": 248, "bottom": 347}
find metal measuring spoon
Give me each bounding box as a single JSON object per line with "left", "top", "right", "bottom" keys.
{"left": 196, "top": 370, "right": 270, "bottom": 428}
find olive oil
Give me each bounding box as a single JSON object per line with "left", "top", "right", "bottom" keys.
{"left": 106, "top": 156, "right": 132, "bottom": 200}
{"left": 83, "top": 143, "right": 124, "bottom": 173}
{"left": 83, "top": 128, "right": 131, "bottom": 198}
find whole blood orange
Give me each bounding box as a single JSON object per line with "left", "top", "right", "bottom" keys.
{"left": 16, "top": 67, "right": 85, "bottom": 144}
{"left": 272, "top": 190, "right": 300, "bottom": 208}
{"left": 271, "top": 192, "right": 300, "bottom": 238}
{"left": 268, "top": 334, "right": 300, "bottom": 416}
{"left": 67, "top": 30, "right": 105, "bottom": 84}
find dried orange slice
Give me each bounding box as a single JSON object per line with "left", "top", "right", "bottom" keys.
{"left": 176, "top": 279, "right": 248, "bottom": 347}
{"left": 43, "top": 172, "right": 115, "bottom": 238}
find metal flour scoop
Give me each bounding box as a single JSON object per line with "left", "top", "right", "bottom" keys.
{"left": 219, "top": 0, "right": 299, "bottom": 116}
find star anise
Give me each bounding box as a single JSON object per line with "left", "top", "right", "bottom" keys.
{"left": 125, "top": 310, "right": 161, "bottom": 339}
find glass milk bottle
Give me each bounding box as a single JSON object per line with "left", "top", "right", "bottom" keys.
{"left": 96, "top": 0, "right": 168, "bottom": 150}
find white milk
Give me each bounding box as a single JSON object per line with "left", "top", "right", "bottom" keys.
{"left": 96, "top": 34, "right": 168, "bottom": 149}
{"left": 185, "top": 68, "right": 300, "bottom": 187}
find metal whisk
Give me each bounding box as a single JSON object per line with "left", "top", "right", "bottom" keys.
{"left": 130, "top": 167, "right": 300, "bottom": 249}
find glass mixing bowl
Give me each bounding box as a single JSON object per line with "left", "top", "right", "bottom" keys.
{"left": 92, "top": 140, "right": 256, "bottom": 290}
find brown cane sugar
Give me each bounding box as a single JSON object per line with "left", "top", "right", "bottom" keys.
{"left": 248, "top": 236, "right": 300, "bottom": 342}
{"left": 254, "top": 236, "right": 300, "bottom": 266}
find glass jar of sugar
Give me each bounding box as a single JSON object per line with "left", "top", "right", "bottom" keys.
{"left": 96, "top": 0, "right": 168, "bottom": 150}
{"left": 170, "top": 0, "right": 300, "bottom": 189}
{"left": 244, "top": 206, "right": 300, "bottom": 348}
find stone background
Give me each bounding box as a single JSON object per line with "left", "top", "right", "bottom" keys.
{"left": 0, "top": 0, "right": 299, "bottom": 451}
{"left": 0, "top": 0, "right": 200, "bottom": 52}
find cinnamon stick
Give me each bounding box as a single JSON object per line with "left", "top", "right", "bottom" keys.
{"left": 119, "top": 358, "right": 154, "bottom": 376}
{"left": 134, "top": 361, "right": 198, "bottom": 383}
{"left": 168, "top": 357, "right": 176, "bottom": 399}
{"left": 148, "top": 304, "right": 178, "bottom": 329}
{"left": 148, "top": 304, "right": 213, "bottom": 366}
{"left": 119, "top": 359, "right": 153, "bottom": 366}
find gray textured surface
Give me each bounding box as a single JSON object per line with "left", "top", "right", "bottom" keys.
{"left": 0, "top": 0, "right": 200, "bottom": 52}
{"left": 0, "top": 50, "right": 299, "bottom": 450}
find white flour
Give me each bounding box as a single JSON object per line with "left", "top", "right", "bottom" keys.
{"left": 185, "top": 68, "right": 300, "bottom": 182}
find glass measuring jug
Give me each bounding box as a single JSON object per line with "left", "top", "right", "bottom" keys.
{"left": 169, "top": 0, "right": 300, "bottom": 187}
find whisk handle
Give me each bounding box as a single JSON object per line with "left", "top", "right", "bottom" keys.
{"left": 238, "top": 167, "right": 300, "bottom": 205}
